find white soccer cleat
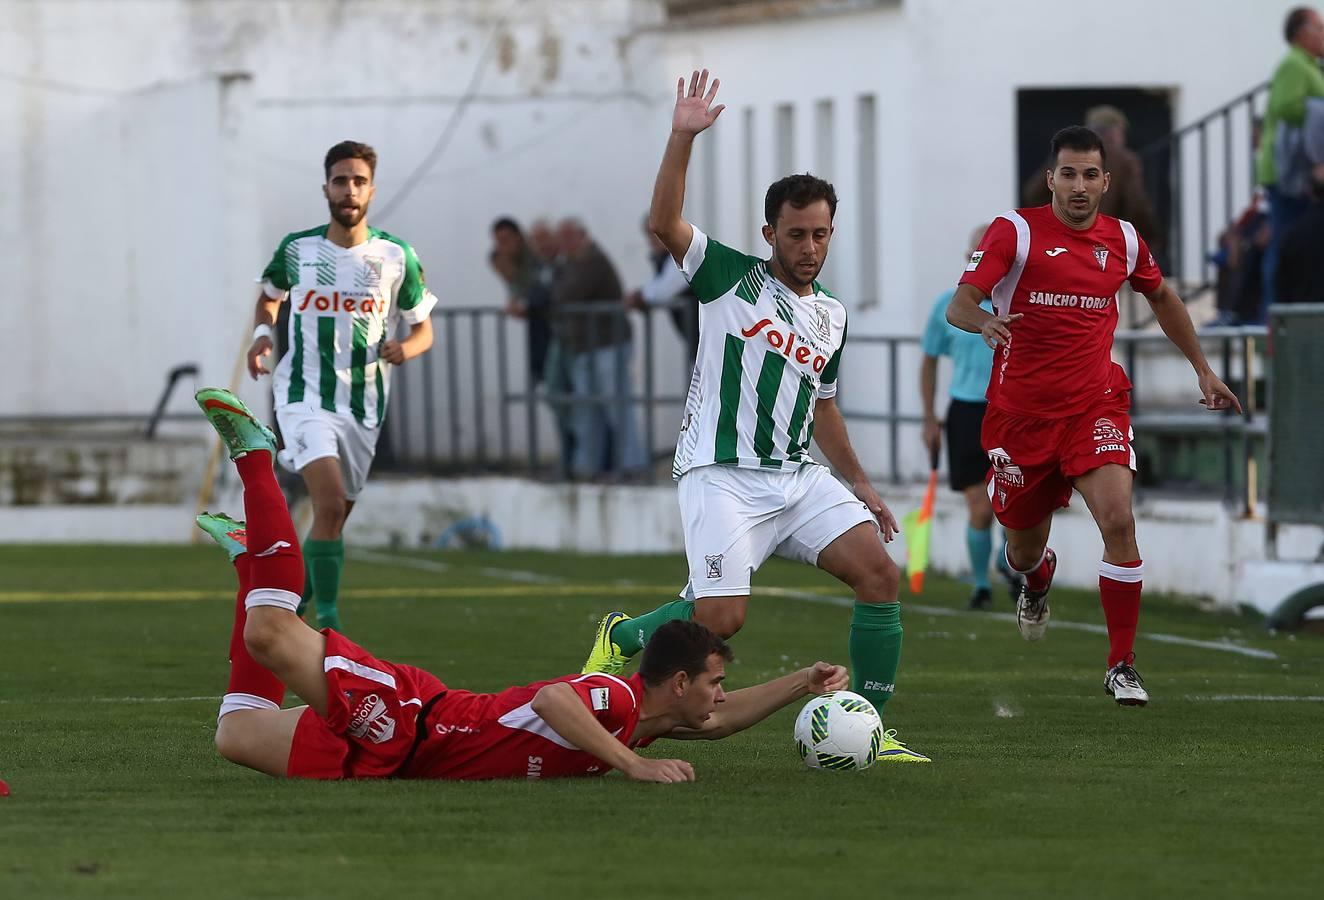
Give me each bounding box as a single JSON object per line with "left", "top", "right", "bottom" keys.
{"left": 1014, "top": 548, "right": 1056, "bottom": 641}
{"left": 1105, "top": 659, "right": 1149, "bottom": 707}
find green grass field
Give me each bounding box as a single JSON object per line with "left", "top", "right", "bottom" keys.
{"left": 2, "top": 544, "right": 1322, "bottom": 899}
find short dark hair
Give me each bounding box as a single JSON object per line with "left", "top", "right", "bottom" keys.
{"left": 638, "top": 620, "right": 733, "bottom": 686}
{"left": 1050, "top": 126, "right": 1107, "bottom": 170}
{"left": 1285, "top": 6, "right": 1315, "bottom": 42}
{"left": 764, "top": 173, "right": 838, "bottom": 228}
{"left": 324, "top": 141, "right": 377, "bottom": 180}
{"left": 492, "top": 217, "right": 522, "bottom": 236}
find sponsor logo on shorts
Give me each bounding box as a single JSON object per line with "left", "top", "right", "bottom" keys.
{"left": 347, "top": 693, "right": 396, "bottom": 744}
{"left": 1093, "top": 418, "right": 1126, "bottom": 444}
{"left": 705, "top": 554, "right": 724, "bottom": 579}
{"left": 526, "top": 755, "right": 544, "bottom": 779}
{"left": 987, "top": 447, "right": 1025, "bottom": 487}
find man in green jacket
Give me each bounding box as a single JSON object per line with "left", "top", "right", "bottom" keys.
{"left": 1257, "top": 6, "right": 1324, "bottom": 316}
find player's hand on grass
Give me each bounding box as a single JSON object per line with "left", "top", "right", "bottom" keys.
{"left": 854, "top": 480, "right": 900, "bottom": 543}
{"left": 381, "top": 340, "right": 406, "bottom": 365}
{"left": 625, "top": 756, "right": 696, "bottom": 784}
{"left": 247, "top": 336, "right": 273, "bottom": 379}
{"left": 1197, "top": 370, "right": 1243, "bottom": 414}
{"left": 673, "top": 69, "right": 725, "bottom": 136}
{"left": 805, "top": 661, "right": 849, "bottom": 695}
{"left": 980, "top": 313, "right": 1023, "bottom": 349}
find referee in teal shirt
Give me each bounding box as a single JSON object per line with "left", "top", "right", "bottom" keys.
{"left": 919, "top": 231, "right": 1016, "bottom": 609}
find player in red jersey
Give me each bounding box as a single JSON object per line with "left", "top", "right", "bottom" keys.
{"left": 193, "top": 387, "right": 849, "bottom": 782}
{"left": 946, "top": 126, "right": 1242, "bottom": 706}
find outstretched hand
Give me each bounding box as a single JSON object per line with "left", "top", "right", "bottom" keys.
{"left": 1197, "top": 370, "right": 1244, "bottom": 414}
{"left": 981, "top": 313, "right": 1023, "bottom": 349}
{"left": 806, "top": 662, "right": 849, "bottom": 695}
{"left": 673, "top": 69, "right": 725, "bottom": 136}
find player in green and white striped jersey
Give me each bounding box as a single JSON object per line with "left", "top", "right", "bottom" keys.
{"left": 580, "top": 71, "right": 927, "bottom": 761}
{"left": 246, "top": 141, "right": 436, "bottom": 631}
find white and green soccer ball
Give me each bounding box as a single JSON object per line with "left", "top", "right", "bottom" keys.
{"left": 794, "top": 690, "right": 883, "bottom": 771}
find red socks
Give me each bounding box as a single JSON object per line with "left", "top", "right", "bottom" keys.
{"left": 1007, "top": 547, "right": 1054, "bottom": 592}
{"left": 234, "top": 451, "right": 303, "bottom": 601}
{"left": 223, "top": 554, "right": 285, "bottom": 712}
{"left": 1099, "top": 559, "right": 1143, "bottom": 668}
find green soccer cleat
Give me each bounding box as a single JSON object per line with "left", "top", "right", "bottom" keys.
{"left": 875, "top": 729, "right": 932, "bottom": 764}
{"left": 195, "top": 512, "right": 248, "bottom": 562}
{"left": 195, "top": 388, "right": 277, "bottom": 460}
{"left": 581, "top": 611, "right": 633, "bottom": 675}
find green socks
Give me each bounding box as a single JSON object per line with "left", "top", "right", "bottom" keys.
{"left": 849, "top": 602, "right": 903, "bottom": 716}
{"left": 303, "top": 538, "right": 344, "bottom": 631}
{"left": 611, "top": 600, "right": 695, "bottom": 657}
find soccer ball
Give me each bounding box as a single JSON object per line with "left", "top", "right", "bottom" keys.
{"left": 794, "top": 691, "right": 883, "bottom": 771}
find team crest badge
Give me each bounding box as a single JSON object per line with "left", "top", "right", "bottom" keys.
{"left": 705, "top": 554, "right": 724, "bottom": 579}
{"left": 362, "top": 256, "right": 383, "bottom": 287}
{"left": 1092, "top": 245, "right": 1109, "bottom": 271}
{"left": 812, "top": 303, "right": 832, "bottom": 341}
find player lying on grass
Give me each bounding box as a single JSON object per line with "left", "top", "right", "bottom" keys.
{"left": 196, "top": 387, "right": 849, "bottom": 782}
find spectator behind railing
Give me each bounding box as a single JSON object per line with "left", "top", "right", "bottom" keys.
{"left": 552, "top": 217, "right": 647, "bottom": 480}
{"left": 1021, "top": 105, "right": 1165, "bottom": 262}
{"left": 1255, "top": 6, "right": 1324, "bottom": 317}
{"left": 625, "top": 213, "right": 700, "bottom": 364}
{"left": 492, "top": 217, "right": 576, "bottom": 477}
{"left": 1274, "top": 164, "right": 1324, "bottom": 304}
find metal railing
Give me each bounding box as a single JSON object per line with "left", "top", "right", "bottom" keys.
{"left": 379, "top": 302, "right": 1269, "bottom": 511}
{"left": 1137, "top": 82, "right": 1269, "bottom": 301}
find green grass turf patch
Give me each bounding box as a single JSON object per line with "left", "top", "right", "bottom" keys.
{"left": 1, "top": 545, "right": 1322, "bottom": 899}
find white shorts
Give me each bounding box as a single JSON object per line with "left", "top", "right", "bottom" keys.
{"left": 274, "top": 402, "right": 381, "bottom": 500}
{"left": 677, "top": 463, "right": 877, "bottom": 600}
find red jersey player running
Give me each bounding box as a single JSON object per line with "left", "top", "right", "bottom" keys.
{"left": 193, "top": 388, "right": 849, "bottom": 782}
{"left": 947, "top": 126, "right": 1241, "bottom": 706}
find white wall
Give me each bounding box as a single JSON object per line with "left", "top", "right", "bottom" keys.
{"left": 2, "top": 0, "right": 673, "bottom": 426}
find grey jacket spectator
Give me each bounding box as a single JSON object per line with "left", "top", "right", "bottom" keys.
{"left": 551, "top": 219, "right": 629, "bottom": 355}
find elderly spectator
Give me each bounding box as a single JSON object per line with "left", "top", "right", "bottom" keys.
{"left": 626, "top": 214, "right": 700, "bottom": 364}
{"left": 552, "top": 218, "right": 646, "bottom": 479}
{"left": 1022, "top": 107, "right": 1165, "bottom": 259}
{"left": 1257, "top": 6, "right": 1324, "bottom": 315}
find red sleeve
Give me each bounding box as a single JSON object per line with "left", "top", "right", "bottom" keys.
{"left": 1128, "top": 233, "right": 1163, "bottom": 294}
{"left": 957, "top": 217, "right": 1017, "bottom": 296}
{"left": 566, "top": 675, "right": 638, "bottom": 732}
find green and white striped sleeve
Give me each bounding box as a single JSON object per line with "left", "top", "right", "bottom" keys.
{"left": 680, "top": 226, "right": 762, "bottom": 304}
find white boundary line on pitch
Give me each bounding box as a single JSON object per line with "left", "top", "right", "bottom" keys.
{"left": 349, "top": 547, "right": 567, "bottom": 584}
{"left": 758, "top": 587, "right": 1280, "bottom": 660}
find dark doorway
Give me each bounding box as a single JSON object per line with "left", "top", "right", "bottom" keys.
{"left": 1016, "top": 87, "right": 1175, "bottom": 266}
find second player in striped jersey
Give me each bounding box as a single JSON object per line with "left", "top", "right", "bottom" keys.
{"left": 579, "top": 69, "right": 928, "bottom": 762}
{"left": 246, "top": 141, "right": 437, "bottom": 631}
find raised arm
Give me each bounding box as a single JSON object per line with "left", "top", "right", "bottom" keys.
{"left": 666, "top": 662, "right": 848, "bottom": 741}
{"left": 649, "top": 69, "right": 726, "bottom": 264}
{"left": 529, "top": 683, "right": 695, "bottom": 784}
